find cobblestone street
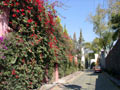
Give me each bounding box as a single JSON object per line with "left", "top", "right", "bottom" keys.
{"left": 52, "top": 70, "right": 120, "bottom": 90}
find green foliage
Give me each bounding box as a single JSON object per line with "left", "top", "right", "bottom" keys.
{"left": 59, "top": 59, "right": 78, "bottom": 78}
{"left": 0, "top": 32, "right": 49, "bottom": 89}
{"left": 77, "top": 29, "right": 84, "bottom": 57}
{"left": 111, "top": 13, "right": 120, "bottom": 40}
{"left": 0, "top": 1, "right": 79, "bottom": 90}
{"left": 78, "top": 29, "right": 84, "bottom": 45}
{"left": 88, "top": 4, "right": 114, "bottom": 52}
{"left": 89, "top": 5, "right": 107, "bottom": 37}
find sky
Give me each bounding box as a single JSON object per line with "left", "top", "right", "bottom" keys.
{"left": 55, "top": 0, "right": 108, "bottom": 42}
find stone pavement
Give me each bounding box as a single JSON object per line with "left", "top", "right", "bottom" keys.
{"left": 39, "top": 71, "right": 83, "bottom": 90}
{"left": 39, "top": 70, "right": 120, "bottom": 90}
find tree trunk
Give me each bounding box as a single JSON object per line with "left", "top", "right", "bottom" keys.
{"left": 0, "top": 7, "right": 10, "bottom": 37}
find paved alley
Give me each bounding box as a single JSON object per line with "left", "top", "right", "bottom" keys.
{"left": 54, "top": 70, "right": 120, "bottom": 90}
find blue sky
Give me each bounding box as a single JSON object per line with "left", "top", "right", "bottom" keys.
{"left": 55, "top": 0, "right": 108, "bottom": 42}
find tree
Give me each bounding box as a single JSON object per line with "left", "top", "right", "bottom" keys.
{"left": 73, "top": 32, "right": 77, "bottom": 44}
{"left": 89, "top": 5, "right": 107, "bottom": 38}
{"left": 84, "top": 42, "right": 92, "bottom": 53}
{"left": 109, "top": 0, "right": 120, "bottom": 40}
{"left": 111, "top": 14, "right": 120, "bottom": 40}
{"left": 78, "top": 29, "right": 84, "bottom": 48}
{"left": 77, "top": 29, "right": 84, "bottom": 58}
{"left": 92, "top": 38, "right": 102, "bottom": 53}
{"left": 73, "top": 32, "right": 77, "bottom": 54}
{"left": 84, "top": 42, "right": 93, "bottom": 67}
{"left": 89, "top": 5, "right": 113, "bottom": 53}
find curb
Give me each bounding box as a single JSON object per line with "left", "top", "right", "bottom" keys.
{"left": 104, "top": 72, "right": 120, "bottom": 87}
{"left": 39, "top": 84, "right": 56, "bottom": 90}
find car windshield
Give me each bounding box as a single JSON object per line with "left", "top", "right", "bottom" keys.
{"left": 95, "top": 66, "right": 101, "bottom": 69}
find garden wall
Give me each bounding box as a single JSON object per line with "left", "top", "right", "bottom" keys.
{"left": 105, "top": 39, "right": 120, "bottom": 75}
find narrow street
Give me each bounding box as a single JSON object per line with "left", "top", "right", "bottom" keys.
{"left": 60, "top": 70, "right": 120, "bottom": 90}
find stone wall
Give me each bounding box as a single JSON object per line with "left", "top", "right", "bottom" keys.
{"left": 105, "top": 39, "right": 120, "bottom": 75}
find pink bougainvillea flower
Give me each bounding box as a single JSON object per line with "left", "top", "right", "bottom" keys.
{"left": 16, "top": 2, "right": 19, "bottom": 6}
{"left": 12, "top": 69, "right": 16, "bottom": 75}
{"left": 12, "top": 14, "right": 17, "bottom": 17}
{"left": 27, "top": 19, "right": 33, "bottom": 23}
{"left": 27, "top": 6, "right": 33, "bottom": 10}
{"left": 12, "top": 9, "right": 15, "bottom": 12}
{"left": 35, "top": 22, "right": 37, "bottom": 25}
{"left": 21, "top": 13, "right": 25, "bottom": 15}
{"left": 48, "top": 42, "right": 53, "bottom": 48}
{"left": 30, "top": 34, "right": 34, "bottom": 37}
{"left": 10, "top": 3, "right": 14, "bottom": 6}
{"left": 27, "top": 10, "right": 31, "bottom": 13}
{"left": 35, "top": 34, "right": 38, "bottom": 38}
{"left": 9, "top": 21, "right": 12, "bottom": 24}
{"left": 16, "top": 9, "right": 20, "bottom": 13}
{"left": 22, "top": 59, "right": 25, "bottom": 64}
{"left": 16, "top": 75, "right": 19, "bottom": 79}
{"left": 20, "top": 9, "right": 24, "bottom": 12}
{"left": 5, "top": 0, "right": 10, "bottom": 2}
{"left": 29, "top": 82, "right": 32, "bottom": 85}
{"left": 26, "top": 24, "right": 29, "bottom": 27}
{"left": 7, "top": 29, "right": 12, "bottom": 32}
{"left": 3, "top": 1, "right": 8, "bottom": 6}
{"left": 31, "top": 42, "right": 34, "bottom": 46}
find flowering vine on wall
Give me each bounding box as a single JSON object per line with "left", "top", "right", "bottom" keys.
{"left": 0, "top": 0, "right": 77, "bottom": 90}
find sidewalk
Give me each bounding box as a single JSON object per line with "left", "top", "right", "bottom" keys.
{"left": 39, "top": 71, "right": 83, "bottom": 90}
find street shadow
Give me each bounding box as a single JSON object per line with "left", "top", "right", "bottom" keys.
{"left": 87, "top": 70, "right": 100, "bottom": 76}
{"left": 64, "top": 84, "right": 82, "bottom": 90}
{"left": 94, "top": 72, "right": 106, "bottom": 90}
{"left": 88, "top": 72, "right": 120, "bottom": 90}
{"left": 85, "top": 69, "right": 94, "bottom": 72}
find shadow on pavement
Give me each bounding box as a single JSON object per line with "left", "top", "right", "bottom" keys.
{"left": 88, "top": 72, "right": 120, "bottom": 90}
{"left": 95, "top": 72, "right": 107, "bottom": 90}
{"left": 64, "top": 84, "right": 82, "bottom": 90}
{"left": 87, "top": 72, "right": 99, "bottom": 76}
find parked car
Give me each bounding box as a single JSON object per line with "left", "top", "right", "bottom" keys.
{"left": 94, "top": 66, "right": 102, "bottom": 73}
